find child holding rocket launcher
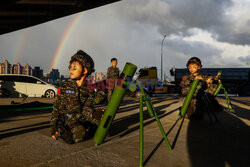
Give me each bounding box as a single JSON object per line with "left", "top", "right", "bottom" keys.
{"left": 50, "top": 50, "right": 105, "bottom": 144}
{"left": 180, "top": 57, "right": 223, "bottom": 119}
{"left": 180, "top": 57, "right": 206, "bottom": 119}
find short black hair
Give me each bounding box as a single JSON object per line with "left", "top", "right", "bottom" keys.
{"left": 111, "top": 58, "right": 117, "bottom": 62}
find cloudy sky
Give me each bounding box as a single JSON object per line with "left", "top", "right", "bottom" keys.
{"left": 0, "top": 0, "right": 250, "bottom": 79}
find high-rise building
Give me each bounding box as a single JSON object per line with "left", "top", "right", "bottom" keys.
{"left": 12, "top": 62, "right": 23, "bottom": 74}
{"left": 0, "top": 60, "right": 12, "bottom": 74}
{"left": 23, "top": 64, "right": 33, "bottom": 75}
{"left": 33, "top": 66, "right": 43, "bottom": 79}
{"left": 49, "top": 69, "right": 60, "bottom": 82}
{"left": 12, "top": 64, "right": 17, "bottom": 74}
{"left": 5, "top": 60, "right": 11, "bottom": 74}
{"left": 0, "top": 63, "right": 4, "bottom": 74}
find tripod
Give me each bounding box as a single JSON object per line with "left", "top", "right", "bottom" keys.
{"left": 213, "top": 84, "right": 234, "bottom": 112}
{"left": 132, "top": 81, "right": 172, "bottom": 167}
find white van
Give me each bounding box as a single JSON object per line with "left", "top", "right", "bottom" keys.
{"left": 0, "top": 74, "right": 58, "bottom": 98}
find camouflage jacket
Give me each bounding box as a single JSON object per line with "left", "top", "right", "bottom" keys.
{"left": 107, "top": 66, "right": 119, "bottom": 79}
{"left": 179, "top": 73, "right": 205, "bottom": 97}
{"left": 50, "top": 80, "right": 105, "bottom": 129}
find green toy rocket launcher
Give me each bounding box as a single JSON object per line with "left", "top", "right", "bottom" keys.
{"left": 136, "top": 80, "right": 154, "bottom": 117}
{"left": 179, "top": 79, "right": 200, "bottom": 118}
{"left": 93, "top": 62, "right": 137, "bottom": 145}
{"left": 213, "top": 71, "right": 222, "bottom": 96}
{"left": 213, "top": 83, "right": 223, "bottom": 96}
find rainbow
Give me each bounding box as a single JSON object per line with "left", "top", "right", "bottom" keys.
{"left": 14, "top": 29, "right": 29, "bottom": 63}
{"left": 50, "top": 12, "right": 83, "bottom": 71}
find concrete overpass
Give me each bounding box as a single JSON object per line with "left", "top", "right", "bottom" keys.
{"left": 0, "top": 0, "right": 120, "bottom": 35}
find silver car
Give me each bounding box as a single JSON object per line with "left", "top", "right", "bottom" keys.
{"left": 0, "top": 74, "right": 58, "bottom": 98}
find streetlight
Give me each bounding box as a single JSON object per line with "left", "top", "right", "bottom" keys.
{"left": 161, "top": 34, "right": 166, "bottom": 82}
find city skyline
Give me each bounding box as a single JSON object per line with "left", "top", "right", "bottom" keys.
{"left": 0, "top": 59, "right": 33, "bottom": 75}
{"left": 0, "top": 59, "right": 62, "bottom": 82}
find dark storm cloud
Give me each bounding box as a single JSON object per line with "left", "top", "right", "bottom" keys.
{"left": 116, "top": 0, "right": 250, "bottom": 45}
{"left": 166, "top": 38, "right": 221, "bottom": 57}
{"left": 164, "top": 37, "right": 222, "bottom": 66}
{"left": 218, "top": 31, "right": 250, "bottom": 45}
{"left": 168, "top": 0, "right": 231, "bottom": 29}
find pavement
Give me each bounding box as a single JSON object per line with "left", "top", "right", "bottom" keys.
{"left": 0, "top": 96, "right": 249, "bottom": 167}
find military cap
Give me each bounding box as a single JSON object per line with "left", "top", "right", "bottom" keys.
{"left": 186, "top": 57, "right": 202, "bottom": 67}
{"left": 69, "top": 50, "right": 95, "bottom": 76}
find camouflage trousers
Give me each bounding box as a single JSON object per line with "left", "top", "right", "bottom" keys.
{"left": 186, "top": 98, "right": 205, "bottom": 120}
{"left": 64, "top": 108, "right": 100, "bottom": 128}
{"left": 59, "top": 121, "right": 98, "bottom": 144}
{"left": 57, "top": 111, "right": 101, "bottom": 144}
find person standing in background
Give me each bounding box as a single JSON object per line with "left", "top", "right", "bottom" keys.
{"left": 106, "top": 58, "right": 119, "bottom": 102}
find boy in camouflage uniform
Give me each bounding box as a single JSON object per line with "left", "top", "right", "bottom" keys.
{"left": 106, "top": 58, "right": 119, "bottom": 102}
{"left": 180, "top": 57, "right": 206, "bottom": 119}
{"left": 51, "top": 50, "right": 104, "bottom": 144}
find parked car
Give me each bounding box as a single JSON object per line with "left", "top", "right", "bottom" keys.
{"left": 0, "top": 74, "right": 58, "bottom": 98}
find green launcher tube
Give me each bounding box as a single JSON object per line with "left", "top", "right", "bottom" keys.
{"left": 145, "top": 98, "right": 154, "bottom": 117}
{"left": 137, "top": 80, "right": 154, "bottom": 117}
{"left": 149, "top": 100, "right": 172, "bottom": 151}
{"left": 93, "top": 62, "right": 137, "bottom": 145}
{"left": 139, "top": 96, "right": 144, "bottom": 167}
{"left": 213, "top": 83, "right": 223, "bottom": 96}
{"left": 179, "top": 79, "right": 200, "bottom": 118}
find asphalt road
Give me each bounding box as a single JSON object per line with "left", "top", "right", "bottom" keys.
{"left": 0, "top": 96, "right": 249, "bottom": 167}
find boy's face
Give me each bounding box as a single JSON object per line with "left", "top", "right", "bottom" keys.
{"left": 188, "top": 63, "right": 200, "bottom": 74}
{"left": 69, "top": 61, "right": 83, "bottom": 79}
{"left": 111, "top": 60, "right": 117, "bottom": 68}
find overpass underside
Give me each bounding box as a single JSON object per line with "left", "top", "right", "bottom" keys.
{"left": 0, "top": 0, "right": 120, "bottom": 35}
